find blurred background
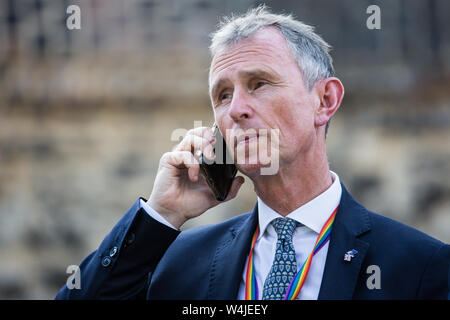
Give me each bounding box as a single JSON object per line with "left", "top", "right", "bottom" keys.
{"left": 0, "top": 0, "right": 449, "bottom": 299}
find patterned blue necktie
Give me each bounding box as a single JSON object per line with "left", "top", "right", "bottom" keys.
{"left": 261, "top": 217, "right": 299, "bottom": 300}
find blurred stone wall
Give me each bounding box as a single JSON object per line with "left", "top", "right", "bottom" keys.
{"left": 0, "top": 0, "right": 449, "bottom": 299}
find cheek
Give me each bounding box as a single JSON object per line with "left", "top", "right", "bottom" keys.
{"left": 269, "top": 95, "right": 312, "bottom": 132}
{"left": 268, "top": 95, "right": 316, "bottom": 153}
{"left": 215, "top": 112, "right": 233, "bottom": 144}
{"left": 214, "top": 107, "right": 226, "bottom": 127}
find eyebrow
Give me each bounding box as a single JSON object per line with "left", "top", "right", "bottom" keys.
{"left": 210, "top": 69, "right": 280, "bottom": 99}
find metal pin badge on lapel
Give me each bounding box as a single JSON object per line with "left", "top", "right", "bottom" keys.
{"left": 344, "top": 249, "right": 358, "bottom": 262}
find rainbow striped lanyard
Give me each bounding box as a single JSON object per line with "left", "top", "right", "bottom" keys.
{"left": 245, "top": 205, "right": 338, "bottom": 300}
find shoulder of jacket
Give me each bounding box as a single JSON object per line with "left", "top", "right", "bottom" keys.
{"left": 365, "top": 209, "right": 446, "bottom": 250}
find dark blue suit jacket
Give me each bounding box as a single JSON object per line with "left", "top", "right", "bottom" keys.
{"left": 56, "top": 184, "right": 450, "bottom": 299}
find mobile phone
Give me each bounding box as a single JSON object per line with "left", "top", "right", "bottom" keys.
{"left": 198, "top": 124, "right": 238, "bottom": 201}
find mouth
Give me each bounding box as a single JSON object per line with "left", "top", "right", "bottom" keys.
{"left": 236, "top": 132, "right": 259, "bottom": 145}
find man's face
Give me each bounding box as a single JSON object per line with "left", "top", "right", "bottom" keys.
{"left": 209, "top": 27, "right": 321, "bottom": 177}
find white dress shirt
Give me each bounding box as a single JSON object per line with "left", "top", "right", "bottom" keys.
{"left": 140, "top": 200, "right": 179, "bottom": 230}
{"left": 236, "top": 171, "right": 342, "bottom": 300}
{"left": 141, "top": 171, "right": 342, "bottom": 300}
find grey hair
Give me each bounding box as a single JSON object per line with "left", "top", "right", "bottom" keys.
{"left": 208, "top": 5, "right": 335, "bottom": 136}
{"left": 209, "top": 5, "right": 335, "bottom": 91}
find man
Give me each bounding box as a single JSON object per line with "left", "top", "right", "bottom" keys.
{"left": 56, "top": 7, "right": 449, "bottom": 300}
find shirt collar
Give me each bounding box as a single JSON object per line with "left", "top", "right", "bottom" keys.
{"left": 257, "top": 171, "right": 342, "bottom": 240}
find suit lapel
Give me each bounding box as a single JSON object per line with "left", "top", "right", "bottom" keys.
{"left": 207, "top": 204, "right": 258, "bottom": 299}
{"left": 318, "top": 183, "right": 371, "bottom": 300}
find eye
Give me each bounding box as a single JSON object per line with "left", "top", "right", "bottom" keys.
{"left": 220, "top": 93, "right": 232, "bottom": 101}
{"left": 253, "top": 81, "right": 266, "bottom": 90}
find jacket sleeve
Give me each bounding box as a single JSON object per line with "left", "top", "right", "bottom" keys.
{"left": 417, "top": 243, "right": 450, "bottom": 300}
{"left": 55, "top": 198, "right": 181, "bottom": 300}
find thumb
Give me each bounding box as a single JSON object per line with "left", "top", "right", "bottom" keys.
{"left": 224, "top": 176, "right": 245, "bottom": 201}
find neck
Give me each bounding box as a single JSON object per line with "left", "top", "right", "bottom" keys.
{"left": 251, "top": 145, "right": 332, "bottom": 216}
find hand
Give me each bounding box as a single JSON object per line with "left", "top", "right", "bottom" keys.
{"left": 147, "top": 127, "right": 245, "bottom": 229}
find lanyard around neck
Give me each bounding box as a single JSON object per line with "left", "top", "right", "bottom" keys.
{"left": 245, "top": 205, "right": 338, "bottom": 300}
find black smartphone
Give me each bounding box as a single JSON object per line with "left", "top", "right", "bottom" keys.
{"left": 198, "top": 124, "right": 237, "bottom": 201}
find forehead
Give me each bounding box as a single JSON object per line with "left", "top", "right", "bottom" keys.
{"left": 209, "top": 27, "right": 297, "bottom": 89}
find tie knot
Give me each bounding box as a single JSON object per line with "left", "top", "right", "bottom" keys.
{"left": 272, "top": 217, "right": 298, "bottom": 241}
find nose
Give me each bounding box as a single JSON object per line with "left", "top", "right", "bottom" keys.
{"left": 228, "top": 88, "right": 254, "bottom": 122}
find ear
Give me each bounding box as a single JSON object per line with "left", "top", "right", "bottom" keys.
{"left": 314, "top": 77, "right": 345, "bottom": 127}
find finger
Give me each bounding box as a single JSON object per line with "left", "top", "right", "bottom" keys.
{"left": 175, "top": 127, "right": 216, "bottom": 148}
{"left": 223, "top": 176, "right": 245, "bottom": 201}
{"left": 175, "top": 134, "right": 215, "bottom": 160}
{"left": 167, "top": 151, "right": 200, "bottom": 182}
{"left": 189, "top": 126, "right": 217, "bottom": 143}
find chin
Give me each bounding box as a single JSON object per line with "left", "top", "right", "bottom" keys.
{"left": 237, "top": 159, "right": 278, "bottom": 177}
{"left": 236, "top": 162, "right": 263, "bottom": 178}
